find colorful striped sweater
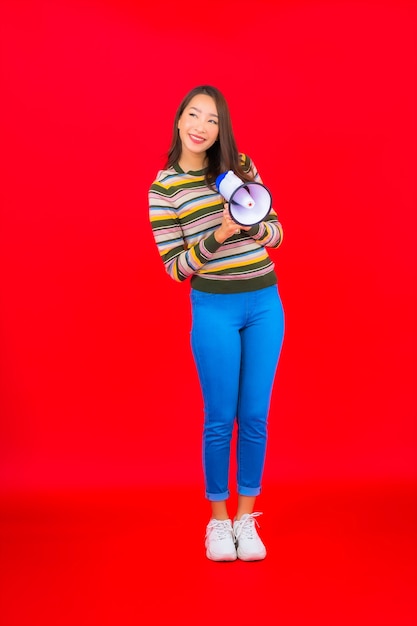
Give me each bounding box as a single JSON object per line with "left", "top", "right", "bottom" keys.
{"left": 148, "top": 154, "right": 283, "bottom": 294}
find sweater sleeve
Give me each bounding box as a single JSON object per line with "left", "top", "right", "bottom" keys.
{"left": 241, "top": 154, "right": 284, "bottom": 249}
{"left": 149, "top": 181, "right": 222, "bottom": 282}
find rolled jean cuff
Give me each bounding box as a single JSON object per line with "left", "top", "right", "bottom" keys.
{"left": 238, "top": 485, "right": 262, "bottom": 497}
{"left": 206, "top": 489, "right": 230, "bottom": 502}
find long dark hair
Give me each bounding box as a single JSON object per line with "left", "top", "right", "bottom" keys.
{"left": 166, "top": 85, "right": 253, "bottom": 187}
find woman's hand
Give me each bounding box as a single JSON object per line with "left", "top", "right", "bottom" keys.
{"left": 214, "top": 204, "right": 251, "bottom": 244}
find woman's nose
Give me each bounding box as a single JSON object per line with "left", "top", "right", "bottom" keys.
{"left": 194, "top": 120, "right": 206, "bottom": 133}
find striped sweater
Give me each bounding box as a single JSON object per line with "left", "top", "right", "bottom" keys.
{"left": 148, "top": 154, "right": 283, "bottom": 294}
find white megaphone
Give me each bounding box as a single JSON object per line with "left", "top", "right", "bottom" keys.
{"left": 215, "top": 171, "right": 272, "bottom": 226}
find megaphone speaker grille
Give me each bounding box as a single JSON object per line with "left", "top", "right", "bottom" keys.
{"left": 229, "top": 182, "right": 272, "bottom": 226}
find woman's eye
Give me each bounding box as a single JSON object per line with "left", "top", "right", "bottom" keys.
{"left": 209, "top": 119, "right": 218, "bottom": 125}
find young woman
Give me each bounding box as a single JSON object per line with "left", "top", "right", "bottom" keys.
{"left": 149, "top": 85, "right": 285, "bottom": 561}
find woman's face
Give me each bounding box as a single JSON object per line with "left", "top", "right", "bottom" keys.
{"left": 177, "top": 94, "right": 219, "bottom": 161}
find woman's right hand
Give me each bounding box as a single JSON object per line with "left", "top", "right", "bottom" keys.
{"left": 214, "top": 204, "right": 251, "bottom": 243}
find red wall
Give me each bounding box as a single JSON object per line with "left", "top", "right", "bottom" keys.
{"left": 1, "top": 0, "right": 416, "bottom": 489}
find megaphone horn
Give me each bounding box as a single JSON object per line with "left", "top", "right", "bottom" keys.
{"left": 215, "top": 170, "right": 272, "bottom": 226}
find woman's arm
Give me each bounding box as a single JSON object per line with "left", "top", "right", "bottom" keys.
{"left": 244, "top": 156, "right": 284, "bottom": 249}
{"left": 149, "top": 184, "right": 223, "bottom": 282}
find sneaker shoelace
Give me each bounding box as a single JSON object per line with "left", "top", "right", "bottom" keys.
{"left": 234, "top": 512, "right": 263, "bottom": 541}
{"left": 206, "top": 519, "right": 232, "bottom": 541}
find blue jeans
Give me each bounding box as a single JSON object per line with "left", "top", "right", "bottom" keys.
{"left": 190, "top": 285, "right": 285, "bottom": 501}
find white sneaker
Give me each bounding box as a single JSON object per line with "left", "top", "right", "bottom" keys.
{"left": 233, "top": 512, "right": 267, "bottom": 561}
{"left": 205, "top": 519, "right": 237, "bottom": 561}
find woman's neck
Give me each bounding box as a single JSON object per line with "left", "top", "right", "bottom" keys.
{"left": 178, "top": 153, "right": 207, "bottom": 173}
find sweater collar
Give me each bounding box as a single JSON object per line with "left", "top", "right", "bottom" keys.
{"left": 174, "top": 163, "right": 206, "bottom": 177}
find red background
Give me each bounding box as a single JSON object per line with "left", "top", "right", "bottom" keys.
{"left": 1, "top": 3, "right": 416, "bottom": 626}
{"left": 1, "top": 0, "right": 416, "bottom": 491}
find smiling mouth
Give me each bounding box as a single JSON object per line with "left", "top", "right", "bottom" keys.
{"left": 189, "top": 134, "right": 205, "bottom": 144}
